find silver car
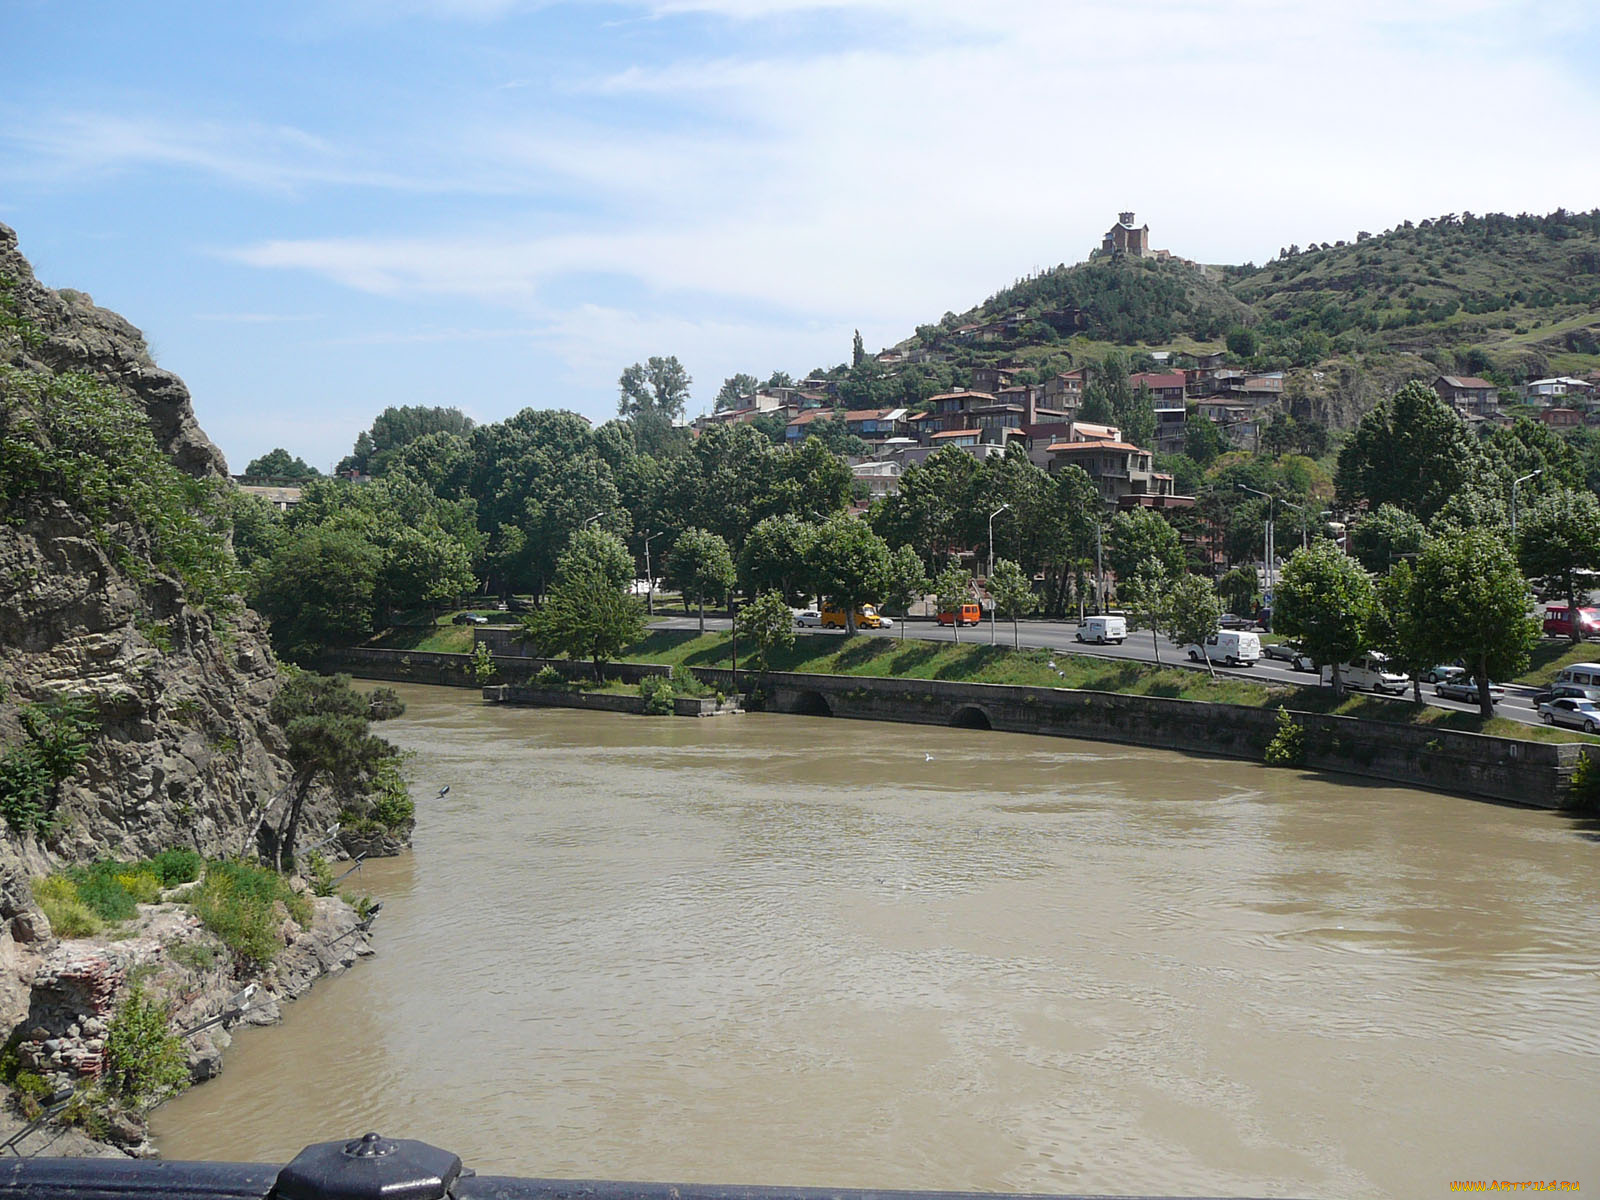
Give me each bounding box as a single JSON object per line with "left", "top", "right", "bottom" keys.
{"left": 1435, "top": 677, "right": 1504, "bottom": 705}
{"left": 792, "top": 609, "right": 822, "bottom": 628}
{"left": 1538, "top": 697, "right": 1600, "bottom": 733}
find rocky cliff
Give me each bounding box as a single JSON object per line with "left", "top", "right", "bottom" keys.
{"left": 0, "top": 223, "right": 335, "bottom": 1031}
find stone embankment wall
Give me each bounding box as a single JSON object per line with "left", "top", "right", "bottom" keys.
{"left": 326, "top": 648, "right": 1585, "bottom": 811}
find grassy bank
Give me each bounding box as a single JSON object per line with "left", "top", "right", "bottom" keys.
{"left": 625, "top": 630, "right": 1278, "bottom": 705}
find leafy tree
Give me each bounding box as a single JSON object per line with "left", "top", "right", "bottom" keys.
{"left": 1517, "top": 488, "right": 1600, "bottom": 642}
{"left": 1216, "top": 565, "right": 1259, "bottom": 617}
{"left": 1225, "top": 326, "right": 1258, "bottom": 357}
{"left": 523, "top": 532, "right": 647, "bottom": 681}
{"left": 714, "top": 373, "right": 761, "bottom": 412}
{"left": 852, "top": 329, "right": 866, "bottom": 367}
{"left": 377, "top": 524, "right": 475, "bottom": 617}
{"left": 1107, "top": 508, "right": 1184, "bottom": 582}
{"left": 1164, "top": 572, "right": 1222, "bottom": 673}
{"left": 667, "top": 527, "right": 736, "bottom": 634}
{"left": 1274, "top": 540, "right": 1376, "bottom": 694}
{"left": 735, "top": 590, "right": 794, "bottom": 672}
{"left": 807, "top": 515, "right": 891, "bottom": 633}
{"left": 1348, "top": 503, "right": 1427, "bottom": 573}
{"left": 933, "top": 561, "right": 973, "bottom": 643}
{"left": 619, "top": 356, "right": 692, "bottom": 455}
{"left": 871, "top": 447, "right": 984, "bottom": 566}
{"left": 1367, "top": 559, "right": 1432, "bottom": 705}
{"left": 1429, "top": 487, "right": 1509, "bottom": 535}
{"left": 244, "top": 448, "right": 320, "bottom": 479}
{"left": 766, "top": 370, "right": 794, "bottom": 389}
{"left": 739, "top": 514, "right": 816, "bottom": 604}
{"left": 1335, "top": 381, "right": 1482, "bottom": 519}
{"left": 987, "top": 558, "right": 1034, "bottom": 649}
{"left": 269, "top": 673, "right": 392, "bottom": 869}
{"left": 1410, "top": 527, "right": 1539, "bottom": 715}
{"left": 251, "top": 522, "right": 383, "bottom": 662}
{"left": 881, "top": 544, "right": 929, "bottom": 640}
{"left": 619, "top": 356, "right": 691, "bottom": 422}
{"left": 338, "top": 406, "right": 473, "bottom": 476}
{"left": 1120, "top": 558, "right": 1171, "bottom": 665}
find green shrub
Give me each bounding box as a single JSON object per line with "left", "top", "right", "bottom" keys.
{"left": 9, "top": 1070, "right": 51, "bottom": 1120}
{"left": 1264, "top": 708, "right": 1306, "bottom": 767}
{"left": 306, "top": 850, "right": 336, "bottom": 898}
{"left": 369, "top": 757, "right": 413, "bottom": 829}
{"left": 65, "top": 860, "right": 163, "bottom": 922}
{"left": 32, "top": 875, "right": 101, "bottom": 938}
{"left": 367, "top": 687, "right": 405, "bottom": 721}
{"left": 639, "top": 674, "right": 675, "bottom": 714}
{"left": 148, "top": 848, "right": 203, "bottom": 887}
{"left": 668, "top": 666, "right": 710, "bottom": 698}
{"left": 167, "top": 940, "right": 219, "bottom": 972}
{"left": 470, "top": 642, "right": 498, "bottom": 684}
{"left": 1569, "top": 751, "right": 1600, "bottom": 810}
{"left": 103, "top": 984, "right": 188, "bottom": 1109}
{"left": 534, "top": 665, "right": 565, "bottom": 687}
{"left": 0, "top": 698, "right": 96, "bottom": 834}
{"left": 190, "top": 859, "right": 309, "bottom": 972}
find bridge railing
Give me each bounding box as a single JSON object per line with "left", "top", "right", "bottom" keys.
{"left": 0, "top": 1131, "right": 1288, "bottom": 1200}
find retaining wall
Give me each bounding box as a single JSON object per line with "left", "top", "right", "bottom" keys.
{"left": 325, "top": 649, "right": 1585, "bottom": 810}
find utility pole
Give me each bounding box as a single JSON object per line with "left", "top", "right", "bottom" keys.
{"left": 1238, "top": 484, "right": 1276, "bottom": 603}
{"left": 1095, "top": 521, "right": 1104, "bottom": 614}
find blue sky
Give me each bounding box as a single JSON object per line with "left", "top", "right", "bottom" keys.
{"left": 6, "top": 0, "right": 1598, "bottom": 472}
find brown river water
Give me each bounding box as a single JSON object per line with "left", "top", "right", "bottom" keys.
{"left": 151, "top": 681, "right": 1600, "bottom": 1197}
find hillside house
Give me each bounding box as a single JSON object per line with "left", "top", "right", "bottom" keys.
{"left": 1433, "top": 375, "right": 1499, "bottom": 416}
{"left": 1045, "top": 439, "right": 1176, "bottom": 508}
{"left": 1539, "top": 407, "right": 1583, "bottom": 429}
{"left": 1129, "top": 372, "right": 1188, "bottom": 405}
{"left": 851, "top": 460, "right": 902, "bottom": 498}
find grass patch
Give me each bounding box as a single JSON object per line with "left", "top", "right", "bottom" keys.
{"left": 622, "top": 630, "right": 1278, "bottom": 705}
{"left": 190, "top": 859, "right": 312, "bottom": 973}
{"left": 368, "top": 624, "right": 477, "bottom": 653}
{"left": 1287, "top": 688, "right": 1600, "bottom": 743}
{"left": 1511, "top": 639, "right": 1600, "bottom": 686}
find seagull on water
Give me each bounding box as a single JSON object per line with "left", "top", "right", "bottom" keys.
{"left": 924, "top": 752, "right": 933, "bottom": 762}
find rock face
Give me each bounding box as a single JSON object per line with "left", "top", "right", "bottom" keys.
{"left": 0, "top": 223, "right": 343, "bottom": 1034}
{"left": 0, "top": 224, "right": 225, "bottom": 478}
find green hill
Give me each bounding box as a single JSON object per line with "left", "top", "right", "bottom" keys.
{"left": 888, "top": 208, "right": 1600, "bottom": 428}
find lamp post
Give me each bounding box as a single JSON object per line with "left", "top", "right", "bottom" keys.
{"left": 987, "top": 503, "right": 1010, "bottom": 644}
{"left": 1511, "top": 469, "right": 1542, "bottom": 543}
{"left": 583, "top": 511, "right": 604, "bottom": 528}
{"left": 1237, "top": 484, "right": 1275, "bottom": 601}
{"left": 642, "top": 530, "right": 660, "bottom": 616}
{"left": 1277, "top": 496, "right": 1311, "bottom": 551}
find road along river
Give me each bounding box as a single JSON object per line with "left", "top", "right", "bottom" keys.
{"left": 150, "top": 682, "right": 1600, "bottom": 1198}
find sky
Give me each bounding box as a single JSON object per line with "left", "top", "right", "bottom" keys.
{"left": 6, "top": 0, "right": 1599, "bottom": 473}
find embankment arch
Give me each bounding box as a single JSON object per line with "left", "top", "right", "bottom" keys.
{"left": 949, "top": 705, "right": 993, "bottom": 730}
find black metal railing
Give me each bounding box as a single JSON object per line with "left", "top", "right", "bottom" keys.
{"left": 0, "top": 1132, "right": 1291, "bottom": 1200}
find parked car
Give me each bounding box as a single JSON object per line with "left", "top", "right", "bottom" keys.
{"left": 1435, "top": 677, "right": 1505, "bottom": 705}
{"left": 1075, "top": 615, "right": 1126, "bottom": 645}
{"left": 793, "top": 609, "right": 822, "bottom": 628}
{"left": 1554, "top": 662, "right": 1600, "bottom": 689}
{"left": 1539, "top": 696, "right": 1600, "bottom": 733}
{"left": 1530, "top": 682, "right": 1600, "bottom": 707}
{"left": 452, "top": 613, "right": 489, "bottom": 625}
{"left": 1261, "top": 640, "right": 1315, "bottom": 671}
{"left": 1218, "top": 612, "right": 1255, "bottom": 630}
{"left": 1185, "top": 630, "right": 1262, "bottom": 667}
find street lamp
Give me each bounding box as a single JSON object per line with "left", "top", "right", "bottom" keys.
{"left": 988, "top": 503, "right": 1011, "bottom": 644}
{"left": 1511, "top": 470, "right": 1542, "bottom": 543}
{"left": 642, "top": 531, "right": 661, "bottom": 616}
{"left": 583, "top": 511, "right": 604, "bottom": 528}
{"left": 1236, "top": 484, "right": 1275, "bottom": 600}
{"left": 1277, "top": 496, "right": 1312, "bottom": 551}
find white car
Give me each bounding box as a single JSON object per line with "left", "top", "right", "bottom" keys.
{"left": 1539, "top": 697, "right": 1600, "bottom": 733}
{"left": 792, "top": 609, "right": 822, "bottom": 628}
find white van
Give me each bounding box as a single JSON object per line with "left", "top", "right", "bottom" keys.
{"left": 1076, "top": 615, "right": 1127, "bottom": 645}
{"left": 1185, "top": 630, "right": 1261, "bottom": 667}
{"left": 1555, "top": 662, "right": 1600, "bottom": 688}
{"left": 1321, "top": 652, "right": 1409, "bottom": 694}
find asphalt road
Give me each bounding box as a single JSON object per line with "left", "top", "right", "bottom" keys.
{"left": 647, "top": 611, "right": 1549, "bottom": 727}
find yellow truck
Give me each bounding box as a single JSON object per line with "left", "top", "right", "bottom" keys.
{"left": 819, "top": 603, "right": 892, "bottom": 629}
